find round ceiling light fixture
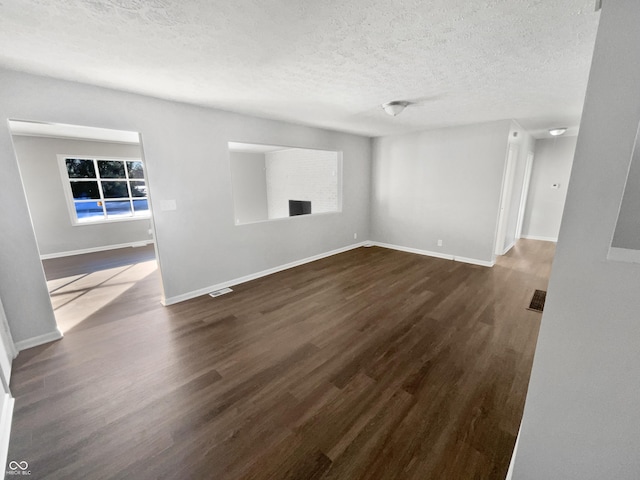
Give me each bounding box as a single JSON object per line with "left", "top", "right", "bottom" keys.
{"left": 549, "top": 127, "right": 568, "bottom": 136}
{"left": 382, "top": 101, "right": 410, "bottom": 116}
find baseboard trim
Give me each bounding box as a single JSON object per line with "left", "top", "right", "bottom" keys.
{"left": 40, "top": 240, "right": 154, "bottom": 260}
{"left": 370, "top": 241, "right": 454, "bottom": 261}
{"left": 0, "top": 394, "right": 14, "bottom": 476}
{"left": 505, "top": 428, "right": 521, "bottom": 480}
{"left": 162, "top": 242, "right": 367, "bottom": 306}
{"left": 499, "top": 240, "right": 516, "bottom": 256}
{"left": 14, "top": 329, "right": 63, "bottom": 352}
{"left": 455, "top": 255, "right": 495, "bottom": 267}
{"left": 608, "top": 247, "right": 640, "bottom": 264}
{"left": 521, "top": 235, "right": 558, "bottom": 243}
{"left": 370, "top": 242, "right": 494, "bottom": 267}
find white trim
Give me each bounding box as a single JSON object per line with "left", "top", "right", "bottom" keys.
{"left": 0, "top": 394, "right": 15, "bottom": 476}
{"left": 505, "top": 428, "right": 521, "bottom": 480}
{"left": 369, "top": 242, "right": 495, "bottom": 267}
{"left": 71, "top": 215, "right": 151, "bottom": 227}
{"left": 516, "top": 151, "right": 535, "bottom": 240}
{"left": 371, "top": 241, "right": 454, "bottom": 261}
{"left": 608, "top": 247, "right": 640, "bottom": 264}
{"left": 40, "top": 240, "right": 154, "bottom": 260}
{"left": 495, "top": 145, "right": 519, "bottom": 255}
{"left": 14, "top": 329, "right": 63, "bottom": 352}
{"left": 521, "top": 235, "right": 558, "bottom": 243}
{"left": 499, "top": 240, "right": 516, "bottom": 256}
{"left": 233, "top": 210, "right": 342, "bottom": 227}
{"left": 162, "top": 242, "right": 367, "bottom": 306}
{"left": 454, "top": 255, "right": 495, "bottom": 267}
{"left": 0, "top": 298, "right": 17, "bottom": 366}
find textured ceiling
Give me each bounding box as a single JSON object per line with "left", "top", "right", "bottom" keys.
{"left": 0, "top": 0, "right": 600, "bottom": 138}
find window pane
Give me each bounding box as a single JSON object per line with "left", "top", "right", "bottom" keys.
{"left": 129, "top": 181, "right": 147, "bottom": 197}
{"left": 74, "top": 201, "right": 104, "bottom": 221}
{"left": 70, "top": 181, "right": 100, "bottom": 199}
{"left": 133, "top": 199, "right": 149, "bottom": 214}
{"left": 127, "top": 161, "right": 145, "bottom": 179}
{"left": 105, "top": 200, "right": 132, "bottom": 217}
{"left": 101, "top": 181, "right": 129, "bottom": 198}
{"left": 66, "top": 159, "right": 95, "bottom": 178}
{"left": 98, "top": 160, "right": 126, "bottom": 179}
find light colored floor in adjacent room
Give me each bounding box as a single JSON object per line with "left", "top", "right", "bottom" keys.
{"left": 42, "top": 244, "right": 158, "bottom": 333}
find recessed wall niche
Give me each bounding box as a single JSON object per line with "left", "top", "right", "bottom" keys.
{"left": 228, "top": 142, "right": 342, "bottom": 225}
{"left": 609, "top": 121, "right": 640, "bottom": 263}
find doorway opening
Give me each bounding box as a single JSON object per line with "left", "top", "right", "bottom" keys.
{"left": 8, "top": 120, "right": 164, "bottom": 333}
{"left": 495, "top": 141, "right": 536, "bottom": 258}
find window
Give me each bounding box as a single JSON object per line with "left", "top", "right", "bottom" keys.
{"left": 58, "top": 156, "right": 150, "bottom": 224}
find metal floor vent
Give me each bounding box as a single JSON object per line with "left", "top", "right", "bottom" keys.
{"left": 527, "top": 289, "right": 546, "bottom": 313}
{"left": 209, "top": 287, "right": 233, "bottom": 298}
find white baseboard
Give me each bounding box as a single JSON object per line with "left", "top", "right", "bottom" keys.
{"left": 162, "top": 242, "right": 367, "bottom": 306}
{"left": 521, "top": 235, "right": 558, "bottom": 243}
{"left": 455, "top": 255, "right": 495, "bottom": 267}
{"left": 370, "top": 242, "right": 494, "bottom": 267}
{"left": 14, "top": 329, "right": 63, "bottom": 352}
{"left": 505, "top": 428, "right": 521, "bottom": 480}
{"left": 0, "top": 394, "right": 14, "bottom": 476}
{"left": 40, "top": 240, "right": 154, "bottom": 260}
{"left": 608, "top": 247, "right": 640, "bottom": 264}
{"left": 370, "top": 241, "right": 454, "bottom": 261}
{"left": 499, "top": 240, "right": 516, "bottom": 256}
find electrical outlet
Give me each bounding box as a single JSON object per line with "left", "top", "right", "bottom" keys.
{"left": 354, "top": 233, "right": 358, "bottom": 239}
{"left": 437, "top": 239, "right": 443, "bottom": 247}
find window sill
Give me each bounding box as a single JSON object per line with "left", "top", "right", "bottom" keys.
{"left": 234, "top": 210, "right": 342, "bottom": 226}
{"left": 72, "top": 215, "right": 151, "bottom": 227}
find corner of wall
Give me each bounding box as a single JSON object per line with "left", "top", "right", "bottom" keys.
{"left": 14, "top": 328, "right": 63, "bottom": 352}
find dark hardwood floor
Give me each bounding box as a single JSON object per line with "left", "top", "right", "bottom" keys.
{"left": 8, "top": 240, "right": 554, "bottom": 479}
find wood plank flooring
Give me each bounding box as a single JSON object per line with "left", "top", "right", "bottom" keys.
{"left": 8, "top": 240, "right": 554, "bottom": 479}
{"left": 42, "top": 244, "right": 156, "bottom": 281}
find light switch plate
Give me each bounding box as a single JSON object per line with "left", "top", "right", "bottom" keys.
{"left": 160, "top": 199, "right": 177, "bottom": 211}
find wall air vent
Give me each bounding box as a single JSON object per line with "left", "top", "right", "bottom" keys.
{"left": 209, "top": 287, "right": 233, "bottom": 298}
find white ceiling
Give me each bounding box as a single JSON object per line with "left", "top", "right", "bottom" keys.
{"left": 0, "top": 1, "right": 600, "bottom": 138}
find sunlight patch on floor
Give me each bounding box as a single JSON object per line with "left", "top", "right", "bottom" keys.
{"left": 48, "top": 260, "right": 158, "bottom": 333}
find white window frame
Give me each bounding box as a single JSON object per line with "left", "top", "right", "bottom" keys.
{"left": 57, "top": 155, "right": 151, "bottom": 226}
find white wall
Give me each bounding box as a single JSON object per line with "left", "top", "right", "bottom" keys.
{"left": 370, "top": 120, "right": 511, "bottom": 264}
{"left": 0, "top": 68, "right": 371, "bottom": 346}
{"left": 11, "top": 135, "right": 152, "bottom": 256}
{"left": 265, "top": 148, "right": 339, "bottom": 219}
{"left": 0, "top": 296, "right": 14, "bottom": 476}
{"left": 512, "top": 1, "right": 640, "bottom": 478}
{"left": 229, "top": 151, "right": 268, "bottom": 224}
{"left": 521, "top": 136, "right": 577, "bottom": 242}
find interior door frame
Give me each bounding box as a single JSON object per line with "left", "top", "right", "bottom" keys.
{"left": 515, "top": 151, "right": 535, "bottom": 240}
{"left": 495, "top": 145, "right": 518, "bottom": 256}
